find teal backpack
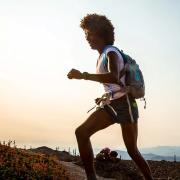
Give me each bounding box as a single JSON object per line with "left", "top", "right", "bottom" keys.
{"left": 103, "top": 46, "right": 146, "bottom": 108}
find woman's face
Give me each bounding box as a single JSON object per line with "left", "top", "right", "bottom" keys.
{"left": 84, "top": 29, "right": 103, "bottom": 50}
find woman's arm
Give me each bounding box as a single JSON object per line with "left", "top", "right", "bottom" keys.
{"left": 67, "top": 51, "right": 119, "bottom": 84}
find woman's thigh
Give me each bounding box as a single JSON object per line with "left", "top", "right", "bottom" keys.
{"left": 77, "top": 108, "right": 115, "bottom": 137}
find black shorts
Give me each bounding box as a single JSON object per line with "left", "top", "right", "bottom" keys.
{"left": 102, "top": 94, "right": 139, "bottom": 124}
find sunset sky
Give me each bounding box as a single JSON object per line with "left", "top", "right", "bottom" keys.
{"left": 0, "top": 0, "right": 180, "bottom": 151}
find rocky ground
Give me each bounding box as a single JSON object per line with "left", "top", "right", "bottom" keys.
{"left": 73, "top": 158, "right": 180, "bottom": 180}
{"left": 61, "top": 161, "right": 115, "bottom": 180}
{"left": 31, "top": 146, "right": 180, "bottom": 180}
{"left": 1, "top": 144, "right": 179, "bottom": 179}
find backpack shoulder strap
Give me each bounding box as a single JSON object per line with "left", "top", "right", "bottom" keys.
{"left": 102, "top": 46, "right": 126, "bottom": 87}
{"left": 102, "top": 45, "right": 124, "bottom": 69}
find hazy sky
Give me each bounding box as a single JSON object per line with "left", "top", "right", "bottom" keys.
{"left": 0, "top": 0, "right": 180, "bottom": 150}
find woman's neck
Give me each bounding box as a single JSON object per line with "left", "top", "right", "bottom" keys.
{"left": 97, "top": 44, "right": 107, "bottom": 54}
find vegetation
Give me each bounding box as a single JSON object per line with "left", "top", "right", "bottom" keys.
{"left": 0, "top": 141, "right": 70, "bottom": 180}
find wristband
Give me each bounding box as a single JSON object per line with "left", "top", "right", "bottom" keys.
{"left": 82, "top": 72, "right": 89, "bottom": 80}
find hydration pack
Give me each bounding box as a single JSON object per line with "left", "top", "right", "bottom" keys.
{"left": 103, "top": 46, "right": 145, "bottom": 100}
{"left": 118, "top": 50, "right": 145, "bottom": 99}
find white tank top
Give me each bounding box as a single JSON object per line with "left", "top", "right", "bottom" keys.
{"left": 96, "top": 45, "right": 126, "bottom": 100}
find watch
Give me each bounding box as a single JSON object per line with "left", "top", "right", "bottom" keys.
{"left": 82, "top": 72, "right": 89, "bottom": 80}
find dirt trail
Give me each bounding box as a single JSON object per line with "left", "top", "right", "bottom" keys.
{"left": 60, "top": 161, "right": 115, "bottom": 180}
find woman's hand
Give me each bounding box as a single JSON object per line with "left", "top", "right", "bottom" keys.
{"left": 67, "top": 69, "right": 83, "bottom": 79}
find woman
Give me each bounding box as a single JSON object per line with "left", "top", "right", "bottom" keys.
{"left": 67, "top": 13, "right": 153, "bottom": 180}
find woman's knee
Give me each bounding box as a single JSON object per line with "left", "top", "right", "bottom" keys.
{"left": 75, "top": 126, "right": 82, "bottom": 138}
{"left": 127, "top": 146, "right": 139, "bottom": 158}
{"left": 75, "top": 126, "right": 90, "bottom": 140}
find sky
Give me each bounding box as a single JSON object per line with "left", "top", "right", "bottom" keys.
{"left": 0, "top": 0, "right": 180, "bottom": 151}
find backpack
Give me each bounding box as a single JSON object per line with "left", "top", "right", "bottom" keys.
{"left": 103, "top": 46, "right": 146, "bottom": 106}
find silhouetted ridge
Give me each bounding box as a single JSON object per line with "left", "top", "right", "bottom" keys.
{"left": 31, "top": 146, "right": 75, "bottom": 162}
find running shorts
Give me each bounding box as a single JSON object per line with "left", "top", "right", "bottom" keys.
{"left": 102, "top": 94, "right": 139, "bottom": 124}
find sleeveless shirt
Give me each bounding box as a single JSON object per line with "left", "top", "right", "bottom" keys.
{"left": 96, "top": 45, "right": 126, "bottom": 100}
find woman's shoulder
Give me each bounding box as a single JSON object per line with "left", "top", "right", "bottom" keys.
{"left": 104, "top": 45, "right": 123, "bottom": 62}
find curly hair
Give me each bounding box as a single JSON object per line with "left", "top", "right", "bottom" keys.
{"left": 80, "top": 13, "right": 115, "bottom": 45}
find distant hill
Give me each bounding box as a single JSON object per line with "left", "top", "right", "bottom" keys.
{"left": 116, "top": 150, "right": 180, "bottom": 162}
{"left": 140, "top": 146, "right": 180, "bottom": 156}
{"left": 94, "top": 146, "right": 180, "bottom": 162}
{"left": 30, "top": 146, "right": 76, "bottom": 162}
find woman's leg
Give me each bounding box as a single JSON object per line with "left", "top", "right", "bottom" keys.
{"left": 120, "top": 122, "right": 154, "bottom": 180}
{"left": 75, "top": 108, "right": 115, "bottom": 180}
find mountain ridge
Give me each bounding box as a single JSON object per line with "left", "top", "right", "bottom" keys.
{"left": 94, "top": 146, "right": 180, "bottom": 161}
{"left": 30, "top": 146, "right": 180, "bottom": 162}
